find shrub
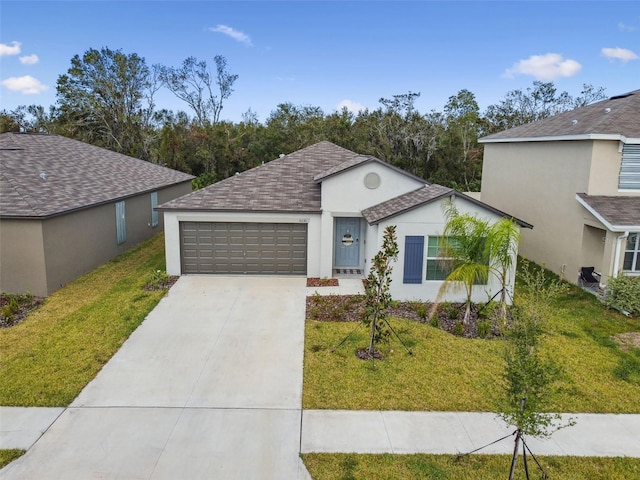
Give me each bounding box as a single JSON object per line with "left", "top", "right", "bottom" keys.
{"left": 440, "top": 302, "right": 460, "bottom": 320}
{"left": 477, "top": 320, "right": 491, "bottom": 338}
{"left": 146, "top": 270, "right": 170, "bottom": 290}
{"left": 409, "top": 301, "right": 428, "bottom": 321}
{"left": 452, "top": 321, "right": 465, "bottom": 336}
{"left": 606, "top": 275, "right": 640, "bottom": 316}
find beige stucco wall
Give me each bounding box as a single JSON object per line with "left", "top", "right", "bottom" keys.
{"left": 481, "top": 140, "right": 595, "bottom": 283}
{"left": 481, "top": 138, "right": 637, "bottom": 284}
{"left": 0, "top": 219, "right": 48, "bottom": 296}
{"left": 2, "top": 182, "right": 192, "bottom": 296}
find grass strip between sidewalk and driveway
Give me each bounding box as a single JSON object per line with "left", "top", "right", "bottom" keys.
{"left": 0, "top": 234, "right": 169, "bottom": 407}
{"left": 302, "top": 453, "right": 640, "bottom": 480}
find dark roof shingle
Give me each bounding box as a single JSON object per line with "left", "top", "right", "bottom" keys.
{"left": 481, "top": 89, "right": 640, "bottom": 142}
{"left": 363, "top": 184, "right": 453, "bottom": 224}
{"left": 0, "top": 133, "right": 194, "bottom": 218}
{"left": 159, "top": 141, "right": 363, "bottom": 213}
{"left": 577, "top": 194, "right": 640, "bottom": 229}
{"left": 362, "top": 185, "right": 533, "bottom": 227}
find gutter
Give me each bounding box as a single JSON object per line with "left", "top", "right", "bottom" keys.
{"left": 612, "top": 231, "right": 630, "bottom": 278}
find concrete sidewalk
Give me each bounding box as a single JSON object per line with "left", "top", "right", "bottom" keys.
{"left": 301, "top": 410, "right": 640, "bottom": 457}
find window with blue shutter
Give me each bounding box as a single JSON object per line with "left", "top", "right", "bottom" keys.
{"left": 151, "top": 192, "right": 158, "bottom": 227}
{"left": 403, "top": 236, "right": 424, "bottom": 284}
{"left": 115, "top": 201, "right": 126, "bottom": 245}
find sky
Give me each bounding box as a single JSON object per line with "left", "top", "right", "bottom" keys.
{"left": 1, "top": 1, "right": 639, "bottom": 123}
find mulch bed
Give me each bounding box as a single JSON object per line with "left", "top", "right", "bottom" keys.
{"left": 143, "top": 275, "right": 180, "bottom": 291}
{"left": 0, "top": 294, "right": 45, "bottom": 328}
{"left": 306, "top": 294, "right": 504, "bottom": 339}
{"left": 306, "top": 278, "right": 340, "bottom": 287}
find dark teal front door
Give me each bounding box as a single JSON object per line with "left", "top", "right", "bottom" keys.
{"left": 334, "top": 218, "right": 361, "bottom": 267}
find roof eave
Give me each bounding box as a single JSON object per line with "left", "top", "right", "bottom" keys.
{"left": 480, "top": 134, "right": 636, "bottom": 144}
{"left": 575, "top": 194, "right": 640, "bottom": 232}
{"left": 364, "top": 190, "right": 452, "bottom": 225}
{"left": 156, "top": 206, "right": 322, "bottom": 215}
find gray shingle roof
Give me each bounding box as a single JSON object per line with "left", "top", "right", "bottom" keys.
{"left": 362, "top": 184, "right": 453, "bottom": 224}
{"left": 576, "top": 193, "right": 640, "bottom": 229}
{"left": 158, "top": 141, "right": 364, "bottom": 213}
{"left": 0, "top": 133, "right": 194, "bottom": 218}
{"left": 362, "top": 185, "right": 533, "bottom": 227}
{"left": 480, "top": 89, "right": 640, "bottom": 142}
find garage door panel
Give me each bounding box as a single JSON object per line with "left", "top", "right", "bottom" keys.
{"left": 180, "top": 222, "right": 307, "bottom": 275}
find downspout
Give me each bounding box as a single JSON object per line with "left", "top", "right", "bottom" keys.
{"left": 612, "top": 231, "right": 630, "bottom": 279}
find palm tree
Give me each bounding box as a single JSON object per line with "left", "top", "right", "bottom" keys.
{"left": 438, "top": 202, "right": 491, "bottom": 324}
{"left": 487, "top": 217, "right": 521, "bottom": 321}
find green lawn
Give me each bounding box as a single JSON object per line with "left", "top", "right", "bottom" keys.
{"left": 303, "top": 282, "right": 640, "bottom": 413}
{"left": 302, "top": 453, "right": 640, "bottom": 480}
{"left": 0, "top": 234, "right": 169, "bottom": 406}
{"left": 0, "top": 450, "right": 24, "bottom": 469}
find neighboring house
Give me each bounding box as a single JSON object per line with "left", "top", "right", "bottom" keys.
{"left": 480, "top": 89, "right": 640, "bottom": 286}
{"left": 0, "top": 133, "right": 194, "bottom": 297}
{"left": 159, "top": 141, "right": 530, "bottom": 302}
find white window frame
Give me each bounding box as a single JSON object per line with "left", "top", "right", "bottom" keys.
{"left": 623, "top": 232, "right": 640, "bottom": 272}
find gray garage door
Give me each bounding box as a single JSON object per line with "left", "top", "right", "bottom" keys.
{"left": 180, "top": 222, "right": 307, "bottom": 275}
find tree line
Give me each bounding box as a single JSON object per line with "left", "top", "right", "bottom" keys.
{"left": 0, "top": 47, "right": 606, "bottom": 191}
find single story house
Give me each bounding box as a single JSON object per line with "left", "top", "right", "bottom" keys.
{"left": 0, "top": 133, "right": 194, "bottom": 297}
{"left": 159, "top": 141, "right": 530, "bottom": 302}
{"left": 480, "top": 89, "right": 640, "bottom": 286}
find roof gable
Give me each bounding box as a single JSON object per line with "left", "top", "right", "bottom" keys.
{"left": 480, "top": 89, "right": 640, "bottom": 143}
{"left": 0, "top": 133, "right": 194, "bottom": 218}
{"left": 313, "top": 154, "right": 425, "bottom": 184}
{"left": 363, "top": 185, "right": 533, "bottom": 228}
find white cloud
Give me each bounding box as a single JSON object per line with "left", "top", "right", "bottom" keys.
{"left": 209, "top": 24, "right": 252, "bottom": 46}
{"left": 1, "top": 75, "right": 48, "bottom": 94}
{"left": 19, "top": 54, "right": 39, "bottom": 65}
{"left": 601, "top": 47, "right": 639, "bottom": 62}
{"left": 336, "top": 99, "right": 366, "bottom": 114}
{"left": 504, "top": 53, "right": 582, "bottom": 80}
{"left": 618, "top": 22, "right": 636, "bottom": 32}
{"left": 0, "top": 41, "right": 21, "bottom": 56}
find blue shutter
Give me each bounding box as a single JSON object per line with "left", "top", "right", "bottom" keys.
{"left": 403, "top": 236, "right": 424, "bottom": 284}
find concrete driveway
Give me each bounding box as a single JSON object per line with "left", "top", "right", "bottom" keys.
{"left": 1, "top": 276, "right": 310, "bottom": 479}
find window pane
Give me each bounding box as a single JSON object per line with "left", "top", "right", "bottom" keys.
{"left": 623, "top": 252, "right": 633, "bottom": 270}
{"left": 626, "top": 233, "right": 638, "bottom": 250}
{"left": 636, "top": 254, "right": 640, "bottom": 271}
{"left": 427, "top": 236, "right": 440, "bottom": 257}
{"left": 426, "top": 259, "right": 452, "bottom": 281}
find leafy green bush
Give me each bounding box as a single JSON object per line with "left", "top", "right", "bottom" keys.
{"left": 452, "top": 321, "right": 465, "bottom": 336}
{"left": 145, "top": 270, "right": 170, "bottom": 290}
{"left": 606, "top": 275, "right": 640, "bottom": 316}
{"left": 477, "top": 320, "right": 491, "bottom": 338}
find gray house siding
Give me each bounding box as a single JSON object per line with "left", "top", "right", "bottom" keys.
{"left": 0, "top": 219, "right": 47, "bottom": 296}
{"left": 1, "top": 182, "right": 192, "bottom": 297}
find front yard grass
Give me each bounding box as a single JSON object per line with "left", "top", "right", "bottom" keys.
{"left": 302, "top": 453, "right": 640, "bottom": 480}
{"left": 0, "top": 450, "right": 25, "bottom": 469}
{"left": 0, "top": 234, "right": 169, "bottom": 406}
{"left": 303, "top": 281, "right": 640, "bottom": 413}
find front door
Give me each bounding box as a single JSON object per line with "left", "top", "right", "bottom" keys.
{"left": 334, "top": 218, "right": 361, "bottom": 267}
